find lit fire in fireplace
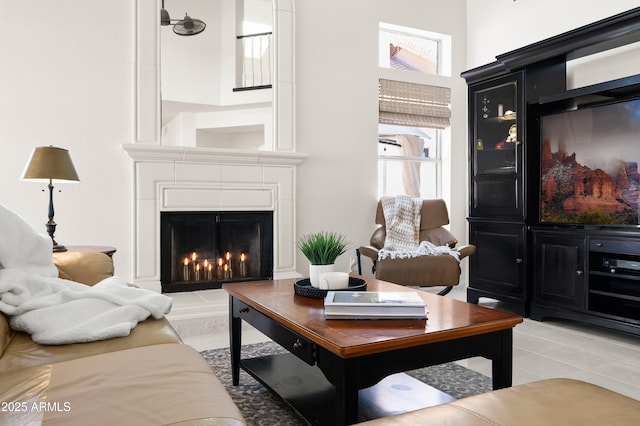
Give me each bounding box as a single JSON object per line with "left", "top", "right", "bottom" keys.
{"left": 180, "top": 251, "right": 248, "bottom": 282}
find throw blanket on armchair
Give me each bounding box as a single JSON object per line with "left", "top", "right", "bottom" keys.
{"left": 378, "top": 195, "right": 460, "bottom": 262}
{"left": 0, "top": 204, "right": 172, "bottom": 345}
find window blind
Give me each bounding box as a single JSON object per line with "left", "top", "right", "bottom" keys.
{"left": 379, "top": 79, "right": 451, "bottom": 129}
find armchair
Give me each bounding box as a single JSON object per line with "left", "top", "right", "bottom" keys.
{"left": 357, "top": 199, "right": 475, "bottom": 295}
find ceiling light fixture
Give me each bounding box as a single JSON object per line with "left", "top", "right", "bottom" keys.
{"left": 161, "top": 0, "right": 206, "bottom": 36}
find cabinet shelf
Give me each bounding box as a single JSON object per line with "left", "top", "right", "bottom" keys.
{"left": 485, "top": 114, "right": 517, "bottom": 122}
{"left": 589, "top": 274, "right": 640, "bottom": 298}
{"left": 589, "top": 290, "right": 640, "bottom": 323}
{"left": 475, "top": 146, "right": 519, "bottom": 175}
{"left": 477, "top": 147, "right": 518, "bottom": 152}
{"left": 589, "top": 270, "right": 640, "bottom": 281}
{"left": 589, "top": 289, "right": 640, "bottom": 303}
{"left": 538, "top": 74, "right": 640, "bottom": 109}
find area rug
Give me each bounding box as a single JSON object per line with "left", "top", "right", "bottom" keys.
{"left": 201, "top": 341, "right": 492, "bottom": 426}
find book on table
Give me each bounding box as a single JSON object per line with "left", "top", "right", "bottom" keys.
{"left": 324, "top": 291, "right": 427, "bottom": 319}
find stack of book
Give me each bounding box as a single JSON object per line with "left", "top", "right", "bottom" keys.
{"left": 324, "top": 291, "right": 427, "bottom": 320}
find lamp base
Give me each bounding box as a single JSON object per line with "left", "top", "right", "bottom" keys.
{"left": 52, "top": 244, "right": 67, "bottom": 253}
{"left": 46, "top": 216, "right": 67, "bottom": 253}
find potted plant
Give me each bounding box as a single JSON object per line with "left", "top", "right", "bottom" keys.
{"left": 297, "top": 231, "right": 349, "bottom": 287}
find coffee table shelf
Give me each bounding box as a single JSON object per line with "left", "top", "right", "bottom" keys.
{"left": 241, "top": 352, "right": 455, "bottom": 424}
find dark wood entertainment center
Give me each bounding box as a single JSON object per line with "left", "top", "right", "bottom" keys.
{"left": 462, "top": 7, "right": 640, "bottom": 335}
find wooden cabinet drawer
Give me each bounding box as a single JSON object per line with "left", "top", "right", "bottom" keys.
{"left": 234, "top": 300, "right": 315, "bottom": 365}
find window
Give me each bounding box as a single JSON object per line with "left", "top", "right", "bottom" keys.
{"left": 377, "top": 22, "right": 452, "bottom": 201}
{"left": 378, "top": 126, "right": 441, "bottom": 199}
{"left": 379, "top": 22, "right": 451, "bottom": 77}
{"left": 378, "top": 79, "right": 451, "bottom": 199}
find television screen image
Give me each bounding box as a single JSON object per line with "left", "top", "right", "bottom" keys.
{"left": 540, "top": 98, "right": 640, "bottom": 226}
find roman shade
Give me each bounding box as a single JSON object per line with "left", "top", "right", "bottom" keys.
{"left": 379, "top": 79, "right": 451, "bottom": 129}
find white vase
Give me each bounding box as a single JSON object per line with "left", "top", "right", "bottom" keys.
{"left": 309, "top": 264, "right": 336, "bottom": 287}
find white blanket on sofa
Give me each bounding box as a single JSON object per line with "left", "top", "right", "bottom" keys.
{"left": 0, "top": 204, "right": 173, "bottom": 345}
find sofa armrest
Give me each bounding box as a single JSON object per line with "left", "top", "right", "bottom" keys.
{"left": 53, "top": 252, "right": 114, "bottom": 285}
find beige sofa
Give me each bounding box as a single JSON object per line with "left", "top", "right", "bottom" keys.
{"left": 0, "top": 251, "right": 245, "bottom": 426}
{"left": 3, "top": 253, "right": 639, "bottom": 425}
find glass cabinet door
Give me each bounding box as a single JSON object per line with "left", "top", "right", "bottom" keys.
{"left": 470, "top": 72, "right": 524, "bottom": 217}
{"left": 474, "top": 81, "right": 519, "bottom": 174}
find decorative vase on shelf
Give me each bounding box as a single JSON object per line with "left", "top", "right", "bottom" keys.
{"left": 297, "top": 231, "right": 350, "bottom": 288}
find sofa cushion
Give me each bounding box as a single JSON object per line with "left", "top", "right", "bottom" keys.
{"left": 357, "top": 378, "right": 640, "bottom": 425}
{"left": 0, "top": 363, "right": 53, "bottom": 425}
{"left": 0, "top": 343, "right": 246, "bottom": 426}
{"left": 376, "top": 255, "right": 461, "bottom": 286}
{"left": 53, "top": 251, "right": 114, "bottom": 285}
{"left": 0, "top": 317, "right": 182, "bottom": 373}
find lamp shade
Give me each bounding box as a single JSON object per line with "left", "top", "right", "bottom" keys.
{"left": 22, "top": 146, "right": 79, "bottom": 182}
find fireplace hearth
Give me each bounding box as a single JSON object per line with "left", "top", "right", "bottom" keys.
{"left": 160, "top": 211, "right": 273, "bottom": 293}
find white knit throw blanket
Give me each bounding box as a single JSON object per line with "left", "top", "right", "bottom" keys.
{"left": 379, "top": 195, "right": 422, "bottom": 253}
{"left": 378, "top": 196, "right": 460, "bottom": 262}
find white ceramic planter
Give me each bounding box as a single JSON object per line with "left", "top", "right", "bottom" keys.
{"left": 309, "top": 264, "right": 336, "bottom": 287}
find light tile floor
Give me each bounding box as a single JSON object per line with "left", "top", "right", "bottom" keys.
{"left": 167, "top": 284, "right": 640, "bottom": 401}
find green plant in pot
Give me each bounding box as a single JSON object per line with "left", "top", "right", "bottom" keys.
{"left": 297, "top": 231, "right": 349, "bottom": 287}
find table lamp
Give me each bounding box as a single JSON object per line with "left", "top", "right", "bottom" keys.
{"left": 22, "top": 146, "right": 80, "bottom": 252}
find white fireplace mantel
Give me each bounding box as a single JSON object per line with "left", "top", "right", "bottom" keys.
{"left": 122, "top": 144, "right": 306, "bottom": 165}
{"left": 123, "top": 144, "right": 306, "bottom": 293}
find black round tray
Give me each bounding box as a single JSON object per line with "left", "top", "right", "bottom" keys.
{"left": 294, "top": 277, "right": 367, "bottom": 299}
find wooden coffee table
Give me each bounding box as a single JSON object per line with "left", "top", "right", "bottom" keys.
{"left": 223, "top": 277, "right": 522, "bottom": 425}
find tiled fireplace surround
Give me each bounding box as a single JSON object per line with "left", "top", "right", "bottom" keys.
{"left": 123, "top": 145, "right": 306, "bottom": 338}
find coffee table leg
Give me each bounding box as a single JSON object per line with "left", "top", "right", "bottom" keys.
{"left": 333, "top": 359, "right": 359, "bottom": 425}
{"left": 229, "top": 296, "right": 242, "bottom": 386}
{"left": 491, "top": 329, "right": 513, "bottom": 389}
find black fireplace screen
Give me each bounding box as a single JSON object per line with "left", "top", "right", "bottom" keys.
{"left": 160, "top": 211, "right": 273, "bottom": 293}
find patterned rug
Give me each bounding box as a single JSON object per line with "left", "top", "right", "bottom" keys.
{"left": 201, "top": 341, "right": 492, "bottom": 425}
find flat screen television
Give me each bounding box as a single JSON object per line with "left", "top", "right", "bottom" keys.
{"left": 540, "top": 97, "right": 640, "bottom": 227}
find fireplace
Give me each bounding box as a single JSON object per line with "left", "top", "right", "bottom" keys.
{"left": 160, "top": 211, "right": 273, "bottom": 293}
{"left": 122, "top": 145, "right": 304, "bottom": 293}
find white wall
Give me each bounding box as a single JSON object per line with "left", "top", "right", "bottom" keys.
{"left": 294, "top": 0, "right": 468, "bottom": 275}
{"left": 466, "top": 0, "right": 640, "bottom": 69}
{"left": 0, "top": 0, "right": 135, "bottom": 278}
